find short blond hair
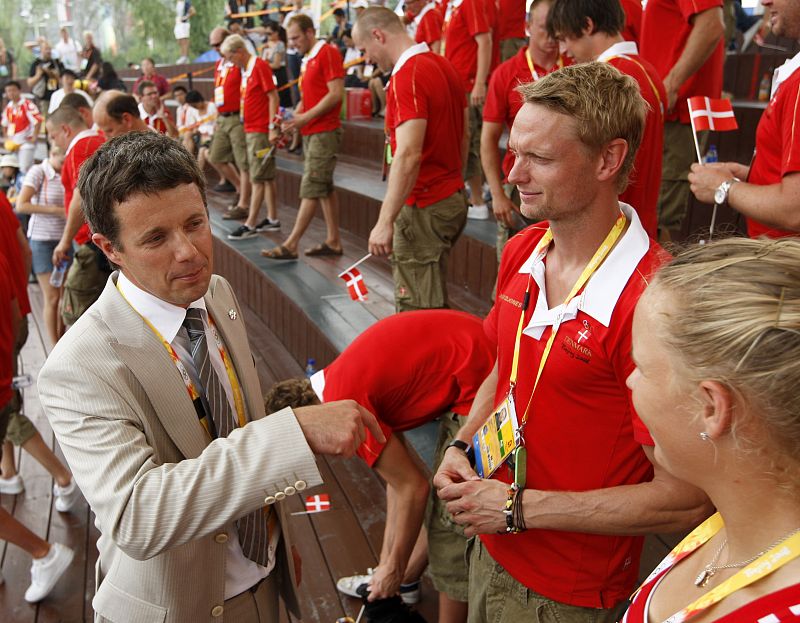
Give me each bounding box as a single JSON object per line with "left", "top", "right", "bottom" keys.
{"left": 645, "top": 237, "right": 800, "bottom": 478}
{"left": 354, "top": 6, "right": 406, "bottom": 35}
{"left": 220, "top": 33, "right": 247, "bottom": 56}
{"left": 517, "top": 62, "right": 645, "bottom": 192}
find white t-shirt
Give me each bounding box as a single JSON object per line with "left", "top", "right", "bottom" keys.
{"left": 54, "top": 38, "right": 81, "bottom": 72}
{"left": 48, "top": 88, "right": 93, "bottom": 114}
{"left": 23, "top": 160, "right": 66, "bottom": 242}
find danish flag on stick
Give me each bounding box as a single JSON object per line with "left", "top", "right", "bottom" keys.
{"left": 340, "top": 268, "right": 368, "bottom": 301}
{"left": 305, "top": 494, "right": 331, "bottom": 513}
{"left": 687, "top": 97, "right": 739, "bottom": 132}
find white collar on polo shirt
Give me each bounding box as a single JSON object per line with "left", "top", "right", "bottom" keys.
{"left": 66, "top": 127, "right": 100, "bottom": 156}
{"left": 392, "top": 42, "right": 430, "bottom": 77}
{"left": 305, "top": 40, "right": 326, "bottom": 62}
{"left": 309, "top": 369, "right": 326, "bottom": 402}
{"left": 414, "top": 2, "right": 436, "bottom": 25}
{"left": 771, "top": 50, "right": 800, "bottom": 100}
{"left": 517, "top": 202, "right": 650, "bottom": 340}
{"left": 596, "top": 40, "right": 639, "bottom": 63}
{"left": 117, "top": 271, "right": 206, "bottom": 344}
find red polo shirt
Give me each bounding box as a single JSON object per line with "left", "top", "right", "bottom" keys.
{"left": 621, "top": 0, "right": 643, "bottom": 43}
{"left": 414, "top": 4, "right": 444, "bottom": 47}
{"left": 62, "top": 130, "right": 105, "bottom": 246}
{"left": 0, "top": 191, "right": 30, "bottom": 316}
{"left": 481, "top": 207, "right": 663, "bottom": 608}
{"left": 443, "top": 0, "right": 490, "bottom": 90}
{"left": 0, "top": 254, "right": 14, "bottom": 408}
{"left": 603, "top": 46, "right": 666, "bottom": 239}
{"left": 300, "top": 42, "right": 344, "bottom": 136}
{"left": 312, "top": 310, "right": 495, "bottom": 466}
{"left": 640, "top": 0, "right": 724, "bottom": 123}
{"left": 214, "top": 59, "right": 243, "bottom": 114}
{"left": 387, "top": 46, "right": 467, "bottom": 207}
{"left": 242, "top": 56, "right": 276, "bottom": 134}
{"left": 746, "top": 63, "right": 800, "bottom": 238}
{"left": 483, "top": 48, "right": 568, "bottom": 178}
{"left": 496, "top": 0, "right": 526, "bottom": 41}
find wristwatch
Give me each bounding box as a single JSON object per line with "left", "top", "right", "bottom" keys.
{"left": 714, "top": 177, "right": 740, "bottom": 205}
{"left": 268, "top": 122, "right": 277, "bottom": 130}
{"left": 447, "top": 439, "right": 476, "bottom": 466}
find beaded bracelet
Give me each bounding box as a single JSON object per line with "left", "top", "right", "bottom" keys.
{"left": 504, "top": 483, "right": 526, "bottom": 533}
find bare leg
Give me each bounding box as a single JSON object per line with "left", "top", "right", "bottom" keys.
{"left": 179, "top": 38, "right": 190, "bottom": 60}
{"left": 0, "top": 507, "right": 50, "bottom": 559}
{"left": 216, "top": 162, "right": 241, "bottom": 192}
{"left": 1, "top": 440, "right": 15, "bottom": 478}
{"left": 403, "top": 525, "right": 428, "bottom": 583}
{"left": 182, "top": 133, "right": 195, "bottom": 155}
{"left": 239, "top": 170, "right": 252, "bottom": 206}
{"left": 282, "top": 198, "right": 319, "bottom": 253}
{"left": 439, "top": 594, "right": 468, "bottom": 623}
{"left": 20, "top": 432, "right": 72, "bottom": 487}
{"left": 467, "top": 174, "right": 483, "bottom": 206}
{"left": 319, "top": 192, "right": 342, "bottom": 250}
{"left": 35, "top": 273, "right": 60, "bottom": 347}
{"left": 264, "top": 180, "right": 277, "bottom": 221}
{"left": 246, "top": 181, "right": 265, "bottom": 228}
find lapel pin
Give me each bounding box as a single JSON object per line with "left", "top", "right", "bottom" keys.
{"left": 228, "top": 309, "right": 238, "bottom": 320}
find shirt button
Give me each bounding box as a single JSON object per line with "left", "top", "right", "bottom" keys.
{"left": 214, "top": 533, "right": 228, "bottom": 544}
{"left": 211, "top": 605, "right": 224, "bottom": 617}
{"left": 294, "top": 480, "right": 307, "bottom": 491}
{"left": 284, "top": 486, "right": 296, "bottom": 496}
{"left": 275, "top": 491, "right": 286, "bottom": 501}
{"left": 264, "top": 495, "right": 277, "bottom": 505}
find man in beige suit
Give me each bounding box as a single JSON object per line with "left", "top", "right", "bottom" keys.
{"left": 38, "top": 131, "right": 382, "bottom": 622}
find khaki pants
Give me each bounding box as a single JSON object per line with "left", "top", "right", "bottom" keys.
{"left": 658, "top": 121, "right": 708, "bottom": 231}
{"left": 467, "top": 539, "right": 628, "bottom": 623}
{"left": 299, "top": 128, "right": 343, "bottom": 199}
{"left": 465, "top": 104, "right": 484, "bottom": 182}
{"left": 209, "top": 114, "right": 248, "bottom": 170}
{"left": 61, "top": 243, "right": 109, "bottom": 326}
{"left": 222, "top": 573, "right": 280, "bottom": 623}
{"left": 392, "top": 191, "right": 468, "bottom": 312}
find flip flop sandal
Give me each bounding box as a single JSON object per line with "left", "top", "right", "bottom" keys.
{"left": 261, "top": 245, "right": 298, "bottom": 260}
{"left": 305, "top": 242, "right": 343, "bottom": 257}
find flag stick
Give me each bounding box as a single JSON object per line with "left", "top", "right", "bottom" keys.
{"left": 687, "top": 99, "right": 704, "bottom": 164}
{"left": 338, "top": 253, "right": 373, "bottom": 278}
{"left": 354, "top": 604, "right": 366, "bottom": 623}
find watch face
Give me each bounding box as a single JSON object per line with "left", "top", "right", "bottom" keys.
{"left": 714, "top": 183, "right": 727, "bottom": 205}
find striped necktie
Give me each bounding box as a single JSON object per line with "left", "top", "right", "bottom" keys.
{"left": 182, "top": 308, "right": 271, "bottom": 567}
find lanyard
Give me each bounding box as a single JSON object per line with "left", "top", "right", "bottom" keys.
{"left": 240, "top": 55, "right": 257, "bottom": 119}
{"left": 215, "top": 62, "right": 230, "bottom": 88}
{"left": 635, "top": 512, "right": 800, "bottom": 622}
{"left": 604, "top": 54, "right": 664, "bottom": 116}
{"left": 116, "top": 283, "right": 247, "bottom": 435}
{"left": 525, "top": 50, "right": 563, "bottom": 82}
{"left": 509, "top": 213, "right": 626, "bottom": 430}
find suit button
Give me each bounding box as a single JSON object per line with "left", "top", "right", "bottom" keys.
{"left": 211, "top": 605, "right": 224, "bottom": 617}
{"left": 214, "top": 533, "right": 228, "bottom": 544}
{"left": 294, "top": 480, "right": 307, "bottom": 491}
{"left": 275, "top": 491, "right": 286, "bottom": 501}
{"left": 264, "top": 495, "right": 277, "bottom": 505}
{"left": 284, "top": 486, "right": 296, "bottom": 496}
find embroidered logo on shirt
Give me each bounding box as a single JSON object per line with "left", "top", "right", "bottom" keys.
{"left": 498, "top": 293, "right": 522, "bottom": 308}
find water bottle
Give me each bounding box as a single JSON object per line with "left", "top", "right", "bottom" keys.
{"left": 759, "top": 73, "right": 771, "bottom": 102}
{"left": 11, "top": 374, "right": 33, "bottom": 389}
{"left": 304, "top": 358, "right": 316, "bottom": 378}
{"left": 704, "top": 144, "right": 718, "bottom": 164}
{"left": 49, "top": 260, "right": 67, "bottom": 287}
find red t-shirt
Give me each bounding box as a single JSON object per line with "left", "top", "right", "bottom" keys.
{"left": 496, "top": 0, "right": 526, "bottom": 41}
{"left": 0, "top": 254, "right": 14, "bottom": 408}
{"left": 481, "top": 212, "right": 663, "bottom": 608}
{"left": 132, "top": 73, "right": 171, "bottom": 97}
{"left": 443, "top": 0, "right": 490, "bottom": 90}
{"left": 243, "top": 56, "right": 276, "bottom": 134}
{"left": 747, "top": 66, "right": 800, "bottom": 238}
{"left": 214, "top": 59, "right": 243, "bottom": 114}
{"left": 313, "top": 310, "right": 495, "bottom": 466}
{"left": 640, "top": 0, "right": 724, "bottom": 123}
{"left": 414, "top": 4, "right": 444, "bottom": 47}
{"left": 2, "top": 98, "right": 42, "bottom": 142}
{"left": 62, "top": 131, "right": 105, "bottom": 246}
{"left": 0, "top": 191, "right": 30, "bottom": 316}
{"left": 621, "top": 0, "right": 643, "bottom": 43}
{"left": 606, "top": 52, "right": 666, "bottom": 239}
{"left": 386, "top": 48, "right": 467, "bottom": 207}
{"left": 138, "top": 104, "right": 174, "bottom": 135}
{"left": 483, "top": 48, "right": 568, "bottom": 178}
{"left": 300, "top": 42, "right": 344, "bottom": 136}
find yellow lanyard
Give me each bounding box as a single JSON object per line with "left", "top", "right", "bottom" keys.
{"left": 637, "top": 512, "right": 800, "bottom": 622}
{"left": 525, "top": 50, "right": 564, "bottom": 82}
{"left": 603, "top": 54, "right": 664, "bottom": 116}
{"left": 240, "top": 55, "right": 257, "bottom": 120}
{"left": 509, "top": 213, "right": 627, "bottom": 429}
{"left": 116, "top": 283, "right": 247, "bottom": 435}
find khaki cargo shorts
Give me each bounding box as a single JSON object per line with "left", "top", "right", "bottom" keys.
{"left": 299, "top": 127, "right": 343, "bottom": 199}
{"left": 61, "top": 243, "right": 108, "bottom": 326}
{"left": 209, "top": 114, "right": 248, "bottom": 171}
{"left": 245, "top": 132, "right": 277, "bottom": 182}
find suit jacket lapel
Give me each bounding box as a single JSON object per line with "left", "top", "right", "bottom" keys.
{"left": 101, "top": 276, "right": 209, "bottom": 459}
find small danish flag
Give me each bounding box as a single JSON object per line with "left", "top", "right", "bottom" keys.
{"left": 305, "top": 494, "right": 331, "bottom": 513}
{"left": 687, "top": 97, "right": 738, "bottom": 132}
{"left": 340, "top": 267, "right": 369, "bottom": 302}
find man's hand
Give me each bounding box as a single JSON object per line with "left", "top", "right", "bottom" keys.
{"left": 52, "top": 238, "right": 72, "bottom": 266}
{"left": 366, "top": 561, "right": 403, "bottom": 601}
{"left": 662, "top": 72, "right": 680, "bottom": 113}
{"left": 438, "top": 478, "right": 508, "bottom": 536}
{"left": 492, "top": 193, "right": 518, "bottom": 228}
{"left": 284, "top": 111, "right": 309, "bottom": 133}
{"left": 268, "top": 129, "right": 280, "bottom": 144}
{"left": 689, "top": 161, "right": 742, "bottom": 203}
{"left": 433, "top": 446, "right": 480, "bottom": 490}
{"left": 471, "top": 82, "right": 486, "bottom": 108}
{"left": 294, "top": 400, "right": 386, "bottom": 457}
{"left": 368, "top": 219, "right": 393, "bottom": 256}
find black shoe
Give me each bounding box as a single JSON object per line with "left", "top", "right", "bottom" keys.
{"left": 213, "top": 180, "right": 236, "bottom": 193}
{"left": 227, "top": 225, "right": 259, "bottom": 240}
{"left": 255, "top": 218, "right": 281, "bottom": 232}
{"left": 355, "top": 585, "right": 427, "bottom": 623}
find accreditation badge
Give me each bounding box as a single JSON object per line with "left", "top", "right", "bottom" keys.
{"left": 471, "top": 392, "right": 519, "bottom": 478}
{"left": 214, "top": 86, "right": 225, "bottom": 107}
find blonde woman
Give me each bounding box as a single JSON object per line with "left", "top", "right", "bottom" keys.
{"left": 626, "top": 237, "right": 800, "bottom": 622}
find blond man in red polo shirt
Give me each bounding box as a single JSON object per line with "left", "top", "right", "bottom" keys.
{"left": 262, "top": 14, "right": 345, "bottom": 260}
{"left": 404, "top": 0, "right": 444, "bottom": 53}
{"left": 355, "top": 7, "right": 468, "bottom": 312}
{"left": 434, "top": 63, "right": 710, "bottom": 623}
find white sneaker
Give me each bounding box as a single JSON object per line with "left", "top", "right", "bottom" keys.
{"left": 54, "top": 480, "right": 81, "bottom": 513}
{"left": 399, "top": 580, "right": 421, "bottom": 604}
{"left": 0, "top": 474, "right": 24, "bottom": 495}
{"left": 336, "top": 568, "right": 374, "bottom": 598}
{"left": 468, "top": 204, "right": 490, "bottom": 220}
{"left": 24, "top": 543, "right": 74, "bottom": 603}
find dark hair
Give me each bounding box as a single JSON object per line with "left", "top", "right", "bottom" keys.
{"left": 333, "top": 7, "right": 346, "bottom": 18}
{"left": 3, "top": 80, "right": 21, "bottom": 90}
{"left": 264, "top": 379, "right": 319, "bottom": 413}
{"left": 106, "top": 93, "right": 139, "bottom": 120}
{"left": 342, "top": 28, "right": 352, "bottom": 39}
{"left": 60, "top": 92, "right": 92, "bottom": 111}
{"left": 185, "top": 89, "right": 204, "bottom": 104}
{"left": 100, "top": 61, "right": 119, "bottom": 79}
{"left": 137, "top": 80, "right": 157, "bottom": 96}
{"left": 61, "top": 68, "right": 78, "bottom": 81}
{"left": 265, "top": 21, "right": 287, "bottom": 45}
{"left": 172, "top": 85, "right": 188, "bottom": 94}
{"left": 547, "top": 0, "right": 625, "bottom": 39}
{"left": 78, "top": 132, "right": 207, "bottom": 249}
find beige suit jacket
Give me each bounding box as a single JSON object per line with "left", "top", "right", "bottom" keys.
{"left": 39, "top": 273, "right": 322, "bottom": 623}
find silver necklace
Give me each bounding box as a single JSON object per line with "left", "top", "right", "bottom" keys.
{"left": 695, "top": 527, "right": 800, "bottom": 588}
